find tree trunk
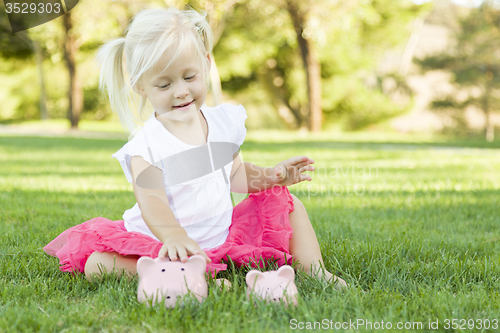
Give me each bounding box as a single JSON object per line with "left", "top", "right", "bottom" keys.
{"left": 260, "top": 69, "right": 301, "bottom": 129}
{"left": 484, "top": 79, "right": 494, "bottom": 142}
{"left": 63, "top": 12, "right": 83, "bottom": 129}
{"left": 33, "top": 40, "right": 48, "bottom": 120}
{"left": 285, "top": 0, "right": 322, "bottom": 132}
{"left": 485, "top": 111, "right": 494, "bottom": 142}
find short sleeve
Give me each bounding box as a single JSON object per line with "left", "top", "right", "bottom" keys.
{"left": 222, "top": 104, "right": 247, "bottom": 147}
{"left": 111, "top": 131, "right": 163, "bottom": 184}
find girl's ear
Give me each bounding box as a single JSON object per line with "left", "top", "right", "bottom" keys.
{"left": 132, "top": 80, "right": 147, "bottom": 98}
{"left": 206, "top": 52, "right": 212, "bottom": 71}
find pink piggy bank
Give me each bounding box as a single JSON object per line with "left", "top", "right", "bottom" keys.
{"left": 246, "top": 266, "right": 299, "bottom": 306}
{"left": 137, "top": 255, "right": 207, "bottom": 308}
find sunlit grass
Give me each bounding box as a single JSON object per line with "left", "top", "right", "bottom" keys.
{"left": 3, "top": 118, "right": 500, "bottom": 148}
{"left": 0, "top": 118, "right": 125, "bottom": 133}
{"left": 1, "top": 133, "right": 499, "bottom": 332}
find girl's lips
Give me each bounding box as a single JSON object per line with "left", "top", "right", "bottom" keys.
{"left": 173, "top": 100, "right": 194, "bottom": 110}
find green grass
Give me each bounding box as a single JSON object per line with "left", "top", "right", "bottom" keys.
{"left": 4, "top": 118, "right": 500, "bottom": 148}
{"left": 0, "top": 118, "right": 126, "bottom": 133}
{"left": 1, "top": 132, "right": 500, "bottom": 332}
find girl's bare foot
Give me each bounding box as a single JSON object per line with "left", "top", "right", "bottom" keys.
{"left": 324, "top": 271, "right": 349, "bottom": 290}
{"left": 309, "top": 266, "right": 349, "bottom": 290}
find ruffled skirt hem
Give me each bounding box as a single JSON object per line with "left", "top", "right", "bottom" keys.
{"left": 43, "top": 186, "right": 295, "bottom": 276}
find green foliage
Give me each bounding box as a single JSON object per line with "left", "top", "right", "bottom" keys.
{"left": 214, "top": 0, "right": 292, "bottom": 81}
{"left": 317, "top": 0, "right": 423, "bottom": 129}
{"left": 0, "top": 0, "right": 425, "bottom": 129}
{"left": 416, "top": 1, "right": 500, "bottom": 137}
{"left": 0, "top": 28, "right": 32, "bottom": 59}
{"left": 0, "top": 0, "right": 141, "bottom": 122}
{"left": 0, "top": 9, "right": 33, "bottom": 60}
{"left": 215, "top": 0, "right": 424, "bottom": 130}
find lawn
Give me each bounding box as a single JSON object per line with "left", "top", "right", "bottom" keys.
{"left": 0, "top": 132, "right": 499, "bottom": 332}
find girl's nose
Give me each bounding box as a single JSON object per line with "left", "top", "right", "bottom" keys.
{"left": 173, "top": 81, "right": 189, "bottom": 98}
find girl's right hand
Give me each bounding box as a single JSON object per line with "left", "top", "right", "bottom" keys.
{"left": 158, "top": 232, "right": 212, "bottom": 263}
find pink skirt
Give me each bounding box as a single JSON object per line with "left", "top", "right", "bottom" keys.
{"left": 43, "top": 186, "right": 295, "bottom": 276}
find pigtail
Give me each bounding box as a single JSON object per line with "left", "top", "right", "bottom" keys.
{"left": 182, "top": 9, "right": 213, "bottom": 86}
{"left": 185, "top": 10, "right": 213, "bottom": 56}
{"left": 96, "top": 38, "right": 138, "bottom": 134}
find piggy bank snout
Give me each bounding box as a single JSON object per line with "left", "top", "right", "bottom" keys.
{"left": 163, "top": 290, "right": 184, "bottom": 308}
{"left": 261, "top": 284, "right": 295, "bottom": 302}
{"left": 163, "top": 289, "right": 183, "bottom": 301}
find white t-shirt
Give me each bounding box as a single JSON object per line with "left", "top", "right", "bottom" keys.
{"left": 112, "top": 103, "right": 247, "bottom": 250}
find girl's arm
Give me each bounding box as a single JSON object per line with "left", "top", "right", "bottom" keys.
{"left": 130, "top": 156, "right": 211, "bottom": 263}
{"left": 229, "top": 152, "right": 275, "bottom": 193}
{"left": 230, "top": 154, "right": 315, "bottom": 193}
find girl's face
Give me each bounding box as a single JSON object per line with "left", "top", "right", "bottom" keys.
{"left": 137, "top": 45, "right": 209, "bottom": 125}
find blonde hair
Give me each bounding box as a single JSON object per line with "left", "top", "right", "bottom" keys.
{"left": 96, "top": 7, "right": 213, "bottom": 134}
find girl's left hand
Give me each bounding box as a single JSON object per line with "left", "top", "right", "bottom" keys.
{"left": 273, "top": 156, "right": 315, "bottom": 187}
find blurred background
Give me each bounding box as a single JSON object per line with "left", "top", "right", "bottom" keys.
{"left": 0, "top": 0, "right": 499, "bottom": 141}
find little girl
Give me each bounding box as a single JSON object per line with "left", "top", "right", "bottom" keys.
{"left": 43, "top": 7, "right": 347, "bottom": 288}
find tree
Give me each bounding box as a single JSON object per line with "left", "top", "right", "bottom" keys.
{"left": 33, "top": 39, "right": 48, "bottom": 120}
{"left": 186, "top": 0, "right": 242, "bottom": 106}
{"left": 214, "top": 0, "right": 423, "bottom": 131}
{"left": 0, "top": 0, "right": 167, "bottom": 124}
{"left": 0, "top": 16, "right": 48, "bottom": 120}
{"left": 417, "top": 1, "right": 500, "bottom": 141}
{"left": 284, "top": 0, "right": 321, "bottom": 132}
{"left": 61, "top": 0, "right": 156, "bottom": 127}
{"left": 63, "top": 12, "right": 82, "bottom": 128}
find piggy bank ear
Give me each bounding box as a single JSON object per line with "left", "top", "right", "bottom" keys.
{"left": 187, "top": 255, "right": 207, "bottom": 275}
{"left": 245, "top": 270, "right": 265, "bottom": 288}
{"left": 136, "top": 257, "right": 155, "bottom": 276}
{"left": 276, "top": 265, "right": 295, "bottom": 282}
